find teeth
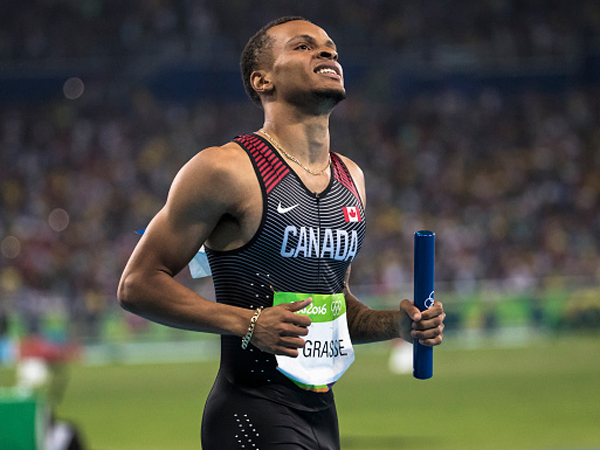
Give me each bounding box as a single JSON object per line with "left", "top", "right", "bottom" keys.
{"left": 317, "top": 68, "right": 338, "bottom": 76}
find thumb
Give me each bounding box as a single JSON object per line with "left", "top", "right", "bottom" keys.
{"left": 285, "top": 297, "right": 312, "bottom": 312}
{"left": 400, "top": 299, "right": 421, "bottom": 322}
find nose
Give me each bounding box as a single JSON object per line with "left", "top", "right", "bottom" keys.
{"left": 318, "top": 48, "right": 338, "bottom": 61}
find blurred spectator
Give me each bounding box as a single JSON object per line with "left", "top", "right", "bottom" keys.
{"left": 1, "top": 1, "right": 596, "bottom": 65}
{"left": 1, "top": 1, "right": 600, "bottom": 340}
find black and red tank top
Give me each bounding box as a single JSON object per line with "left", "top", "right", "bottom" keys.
{"left": 205, "top": 133, "right": 366, "bottom": 410}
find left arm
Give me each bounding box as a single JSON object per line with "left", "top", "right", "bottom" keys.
{"left": 344, "top": 267, "right": 445, "bottom": 345}
{"left": 337, "top": 154, "right": 445, "bottom": 345}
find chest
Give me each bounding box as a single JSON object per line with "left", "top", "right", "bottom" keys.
{"left": 262, "top": 173, "right": 365, "bottom": 263}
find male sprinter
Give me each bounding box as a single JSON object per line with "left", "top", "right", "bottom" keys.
{"left": 118, "top": 16, "right": 445, "bottom": 449}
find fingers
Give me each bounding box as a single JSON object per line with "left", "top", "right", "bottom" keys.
{"left": 250, "top": 298, "right": 313, "bottom": 356}
{"left": 411, "top": 319, "right": 445, "bottom": 346}
{"left": 281, "top": 323, "right": 309, "bottom": 337}
{"left": 412, "top": 310, "right": 445, "bottom": 331}
{"left": 281, "top": 298, "right": 312, "bottom": 328}
{"left": 271, "top": 336, "right": 308, "bottom": 358}
{"left": 285, "top": 297, "right": 312, "bottom": 312}
{"left": 400, "top": 298, "right": 421, "bottom": 321}
{"left": 255, "top": 325, "right": 308, "bottom": 357}
{"left": 402, "top": 299, "right": 445, "bottom": 346}
{"left": 419, "top": 300, "right": 444, "bottom": 320}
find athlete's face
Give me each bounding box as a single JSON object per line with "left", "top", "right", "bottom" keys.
{"left": 262, "top": 20, "right": 346, "bottom": 110}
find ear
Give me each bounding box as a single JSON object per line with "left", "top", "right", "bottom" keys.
{"left": 250, "top": 70, "right": 274, "bottom": 98}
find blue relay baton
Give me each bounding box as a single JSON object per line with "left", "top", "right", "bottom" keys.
{"left": 413, "top": 230, "right": 435, "bottom": 380}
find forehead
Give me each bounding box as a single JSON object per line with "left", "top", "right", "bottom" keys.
{"left": 267, "top": 20, "right": 335, "bottom": 49}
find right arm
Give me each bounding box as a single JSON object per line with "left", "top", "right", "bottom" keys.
{"left": 117, "top": 144, "right": 311, "bottom": 356}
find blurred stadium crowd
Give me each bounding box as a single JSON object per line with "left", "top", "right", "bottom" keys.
{"left": 1, "top": 1, "right": 600, "bottom": 341}
{"left": 2, "top": 0, "right": 599, "bottom": 64}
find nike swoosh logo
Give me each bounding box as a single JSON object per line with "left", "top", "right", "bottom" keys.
{"left": 277, "top": 202, "right": 299, "bottom": 214}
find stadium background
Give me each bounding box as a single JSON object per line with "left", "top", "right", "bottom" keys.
{"left": 1, "top": 1, "right": 600, "bottom": 449}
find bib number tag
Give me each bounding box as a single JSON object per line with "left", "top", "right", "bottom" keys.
{"left": 273, "top": 292, "right": 355, "bottom": 392}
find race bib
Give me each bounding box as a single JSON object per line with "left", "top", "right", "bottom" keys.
{"left": 273, "top": 292, "right": 354, "bottom": 392}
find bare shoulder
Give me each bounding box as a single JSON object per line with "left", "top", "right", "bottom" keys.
{"left": 172, "top": 142, "right": 251, "bottom": 194}
{"left": 334, "top": 153, "right": 366, "bottom": 206}
{"left": 178, "top": 142, "right": 250, "bottom": 184}
{"left": 166, "top": 141, "right": 256, "bottom": 220}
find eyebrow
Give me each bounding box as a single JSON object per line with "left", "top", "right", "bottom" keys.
{"left": 288, "top": 34, "right": 337, "bottom": 51}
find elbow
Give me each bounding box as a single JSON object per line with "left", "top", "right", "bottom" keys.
{"left": 117, "top": 272, "right": 141, "bottom": 313}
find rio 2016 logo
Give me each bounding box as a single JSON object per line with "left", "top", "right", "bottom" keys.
{"left": 302, "top": 303, "right": 327, "bottom": 316}
{"left": 299, "top": 298, "right": 344, "bottom": 318}
{"left": 424, "top": 291, "right": 435, "bottom": 309}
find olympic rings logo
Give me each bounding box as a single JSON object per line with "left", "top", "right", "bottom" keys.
{"left": 424, "top": 291, "right": 435, "bottom": 309}
{"left": 331, "top": 298, "right": 343, "bottom": 318}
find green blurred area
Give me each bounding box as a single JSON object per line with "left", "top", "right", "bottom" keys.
{"left": 1, "top": 335, "right": 599, "bottom": 450}
{"left": 2, "top": 285, "right": 600, "bottom": 449}
{"left": 6, "top": 283, "right": 600, "bottom": 347}
{"left": 0, "top": 284, "right": 600, "bottom": 354}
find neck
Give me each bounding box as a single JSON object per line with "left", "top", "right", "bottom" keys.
{"left": 261, "top": 105, "right": 331, "bottom": 165}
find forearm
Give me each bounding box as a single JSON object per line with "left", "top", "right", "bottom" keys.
{"left": 345, "top": 291, "right": 401, "bottom": 344}
{"left": 118, "top": 268, "right": 252, "bottom": 337}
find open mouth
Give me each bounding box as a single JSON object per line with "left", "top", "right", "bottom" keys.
{"left": 315, "top": 65, "right": 341, "bottom": 80}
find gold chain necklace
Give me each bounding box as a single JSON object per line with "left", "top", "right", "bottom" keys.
{"left": 258, "top": 129, "right": 331, "bottom": 176}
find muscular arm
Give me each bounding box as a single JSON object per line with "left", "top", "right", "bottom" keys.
{"left": 344, "top": 267, "right": 445, "bottom": 346}
{"left": 339, "top": 154, "right": 444, "bottom": 346}
{"left": 338, "top": 154, "right": 402, "bottom": 343}
{"left": 118, "top": 145, "right": 311, "bottom": 356}
{"left": 118, "top": 145, "right": 254, "bottom": 336}
{"left": 345, "top": 294, "right": 402, "bottom": 344}
{"left": 344, "top": 269, "right": 409, "bottom": 344}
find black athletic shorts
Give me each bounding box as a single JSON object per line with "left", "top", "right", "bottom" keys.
{"left": 201, "top": 375, "right": 340, "bottom": 450}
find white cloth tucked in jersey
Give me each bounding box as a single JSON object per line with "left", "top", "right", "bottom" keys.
{"left": 189, "top": 245, "right": 212, "bottom": 278}
{"left": 136, "top": 227, "right": 211, "bottom": 278}
{"left": 274, "top": 291, "right": 354, "bottom": 392}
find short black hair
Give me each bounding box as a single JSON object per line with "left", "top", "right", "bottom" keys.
{"left": 240, "top": 16, "right": 310, "bottom": 106}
